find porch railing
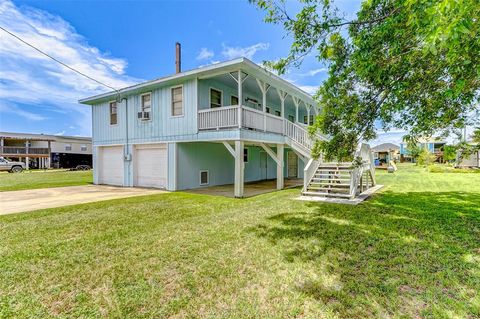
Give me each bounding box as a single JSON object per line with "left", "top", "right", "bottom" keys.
{"left": 198, "top": 105, "right": 238, "bottom": 130}
{"left": 198, "top": 105, "right": 321, "bottom": 157}
{"left": 0, "top": 147, "right": 50, "bottom": 155}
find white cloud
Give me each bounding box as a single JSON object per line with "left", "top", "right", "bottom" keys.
{"left": 221, "top": 42, "right": 269, "bottom": 60}
{"left": 0, "top": 0, "right": 140, "bottom": 135}
{"left": 300, "top": 68, "right": 328, "bottom": 77}
{"left": 298, "top": 85, "right": 319, "bottom": 95}
{"left": 196, "top": 47, "right": 214, "bottom": 60}
{"left": 54, "top": 130, "right": 66, "bottom": 136}
{"left": 0, "top": 101, "right": 48, "bottom": 121}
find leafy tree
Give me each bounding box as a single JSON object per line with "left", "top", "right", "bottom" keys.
{"left": 472, "top": 127, "right": 480, "bottom": 144}
{"left": 251, "top": 0, "right": 480, "bottom": 160}
{"left": 442, "top": 145, "right": 457, "bottom": 163}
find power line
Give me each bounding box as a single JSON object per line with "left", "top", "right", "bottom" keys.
{"left": 0, "top": 25, "right": 120, "bottom": 94}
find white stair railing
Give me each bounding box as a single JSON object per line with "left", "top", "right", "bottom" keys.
{"left": 349, "top": 143, "right": 375, "bottom": 198}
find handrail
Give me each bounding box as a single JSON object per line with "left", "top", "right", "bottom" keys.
{"left": 349, "top": 142, "right": 376, "bottom": 197}
{"left": 198, "top": 105, "right": 239, "bottom": 113}
{"left": 303, "top": 158, "right": 320, "bottom": 191}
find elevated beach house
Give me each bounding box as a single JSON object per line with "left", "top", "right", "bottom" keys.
{"left": 80, "top": 54, "right": 375, "bottom": 198}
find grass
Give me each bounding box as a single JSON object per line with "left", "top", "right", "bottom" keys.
{"left": 0, "top": 170, "right": 92, "bottom": 191}
{"left": 0, "top": 164, "right": 479, "bottom": 318}
{"left": 428, "top": 164, "right": 480, "bottom": 174}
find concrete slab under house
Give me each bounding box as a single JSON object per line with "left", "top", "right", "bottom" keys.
{"left": 80, "top": 52, "right": 377, "bottom": 200}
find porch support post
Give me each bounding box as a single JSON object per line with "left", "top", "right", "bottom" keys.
{"left": 237, "top": 70, "right": 243, "bottom": 129}
{"left": 234, "top": 140, "right": 244, "bottom": 198}
{"left": 276, "top": 144, "right": 284, "bottom": 190}
{"left": 222, "top": 140, "right": 244, "bottom": 198}
{"left": 293, "top": 97, "right": 301, "bottom": 123}
{"left": 256, "top": 79, "right": 270, "bottom": 132}
{"left": 306, "top": 104, "right": 311, "bottom": 125}
{"left": 25, "top": 140, "right": 29, "bottom": 170}
{"left": 277, "top": 89, "right": 288, "bottom": 133}
{"left": 258, "top": 143, "right": 284, "bottom": 190}
{"left": 230, "top": 71, "right": 248, "bottom": 129}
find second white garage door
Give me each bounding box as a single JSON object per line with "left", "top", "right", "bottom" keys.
{"left": 134, "top": 144, "right": 167, "bottom": 188}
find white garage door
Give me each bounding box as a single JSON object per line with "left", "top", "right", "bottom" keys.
{"left": 98, "top": 146, "right": 124, "bottom": 186}
{"left": 135, "top": 144, "right": 167, "bottom": 188}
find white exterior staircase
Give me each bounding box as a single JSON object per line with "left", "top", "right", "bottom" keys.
{"left": 301, "top": 143, "right": 376, "bottom": 200}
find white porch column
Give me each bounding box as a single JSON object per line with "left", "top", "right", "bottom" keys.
{"left": 229, "top": 71, "right": 249, "bottom": 129}
{"left": 259, "top": 143, "right": 284, "bottom": 190}
{"left": 237, "top": 70, "right": 243, "bottom": 129}
{"left": 306, "top": 104, "right": 311, "bottom": 125}
{"left": 276, "top": 144, "right": 284, "bottom": 190}
{"left": 26, "top": 157, "right": 29, "bottom": 170}
{"left": 256, "top": 79, "right": 270, "bottom": 131}
{"left": 234, "top": 140, "right": 244, "bottom": 197}
{"left": 276, "top": 89, "right": 288, "bottom": 133}
{"left": 293, "top": 97, "right": 301, "bottom": 123}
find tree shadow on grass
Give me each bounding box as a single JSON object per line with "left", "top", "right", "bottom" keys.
{"left": 252, "top": 191, "right": 480, "bottom": 318}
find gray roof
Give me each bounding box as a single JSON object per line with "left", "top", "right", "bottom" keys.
{"left": 79, "top": 58, "right": 317, "bottom": 106}
{"left": 372, "top": 143, "right": 400, "bottom": 152}
{"left": 0, "top": 132, "right": 91, "bottom": 142}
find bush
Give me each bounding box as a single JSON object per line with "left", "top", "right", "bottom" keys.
{"left": 417, "top": 148, "right": 436, "bottom": 166}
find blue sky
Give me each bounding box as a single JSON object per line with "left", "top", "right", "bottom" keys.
{"left": 0, "top": 0, "right": 414, "bottom": 145}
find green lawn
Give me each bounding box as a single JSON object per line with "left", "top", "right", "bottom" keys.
{"left": 0, "top": 170, "right": 92, "bottom": 191}
{"left": 0, "top": 165, "right": 479, "bottom": 318}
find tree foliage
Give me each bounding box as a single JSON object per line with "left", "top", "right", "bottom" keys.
{"left": 417, "top": 148, "right": 437, "bottom": 166}
{"left": 251, "top": 0, "right": 480, "bottom": 159}
{"left": 442, "top": 145, "right": 457, "bottom": 162}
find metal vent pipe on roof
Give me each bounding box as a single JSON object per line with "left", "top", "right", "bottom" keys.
{"left": 175, "top": 42, "right": 181, "bottom": 74}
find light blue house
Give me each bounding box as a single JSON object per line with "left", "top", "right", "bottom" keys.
{"left": 399, "top": 139, "right": 446, "bottom": 162}
{"left": 80, "top": 58, "right": 328, "bottom": 197}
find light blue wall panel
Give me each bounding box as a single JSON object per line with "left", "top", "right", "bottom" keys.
{"left": 177, "top": 142, "right": 235, "bottom": 190}
{"left": 92, "top": 79, "right": 198, "bottom": 145}
{"left": 167, "top": 142, "right": 177, "bottom": 191}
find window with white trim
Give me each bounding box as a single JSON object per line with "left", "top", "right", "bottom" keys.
{"left": 200, "top": 170, "right": 209, "bottom": 185}
{"left": 109, "top": 101, "right": 117, "bottom": 125}
{"left": 141, "top": 93, "right": 151, "bottom": 113}
{"left": 171, "top": 86, "right": 183, "bottom": 116}
{"left": 231, "top": 95, "right": 239, "bottom": 106}
{"left": 210, "top": 88, "right": 222, "bottom": 108}
{"left": 65, "top": 144, "right": 72, "bottom": 151}
{"left": 80, "top": 145, "right": 87, "bottom": 152}
{"left": 243, "top": 148, "right": 249, "bottom": 163}
{"left": 304, "top": 115, "right": 314, "bottom": 125}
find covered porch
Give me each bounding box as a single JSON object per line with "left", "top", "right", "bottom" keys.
{"left": 174, "top": 141, "right": 307, "bottom": 198}
{"left": 197, "top": 68, "right": 320, "bottom": 134}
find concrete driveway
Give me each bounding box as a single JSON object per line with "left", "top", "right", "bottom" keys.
{"left": 0, "top": 185, "right": 166, "bottom": 215}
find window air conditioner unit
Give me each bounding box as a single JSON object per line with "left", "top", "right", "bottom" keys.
{"left": 138, "top": 111, "right": 150, "bottom": 120}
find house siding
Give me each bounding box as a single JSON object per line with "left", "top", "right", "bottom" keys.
{"left": 92, "top": 79, "right": 198, "bottom": 146}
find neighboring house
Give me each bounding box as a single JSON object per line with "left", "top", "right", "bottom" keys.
{"left": 0, "top": 132, "right": 92, "bottom": 169}
{"left": 80, "top": 57, "right": 325, "bottom": 198}
{"left": 372, "top": 143, "right": 400, "bottom": 165}
{"left": 400, "top": 138, "right": 447, "bottom": 162}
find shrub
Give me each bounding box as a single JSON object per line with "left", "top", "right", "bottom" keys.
{"left": 417, "top": 148, "right": 437, "bottom": 166}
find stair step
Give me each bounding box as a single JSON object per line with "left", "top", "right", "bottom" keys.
{"left": 308, "top": 187, "right": 350, "bottom": 193}
{"left": 309, "top": 183, "right": 350, "bottom": 188}
{"left": 312, "top": 177, "right": 351, "bottom": 181}
{"left": 302, "top": 191, "right": 352, "bottom": 198}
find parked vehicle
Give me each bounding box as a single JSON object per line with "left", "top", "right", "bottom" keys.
{"left": 0, "top": 157, "right": 26, "bottom": 173}
{"left": 71, "top": 164, "right": 91, "bottom": 171}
